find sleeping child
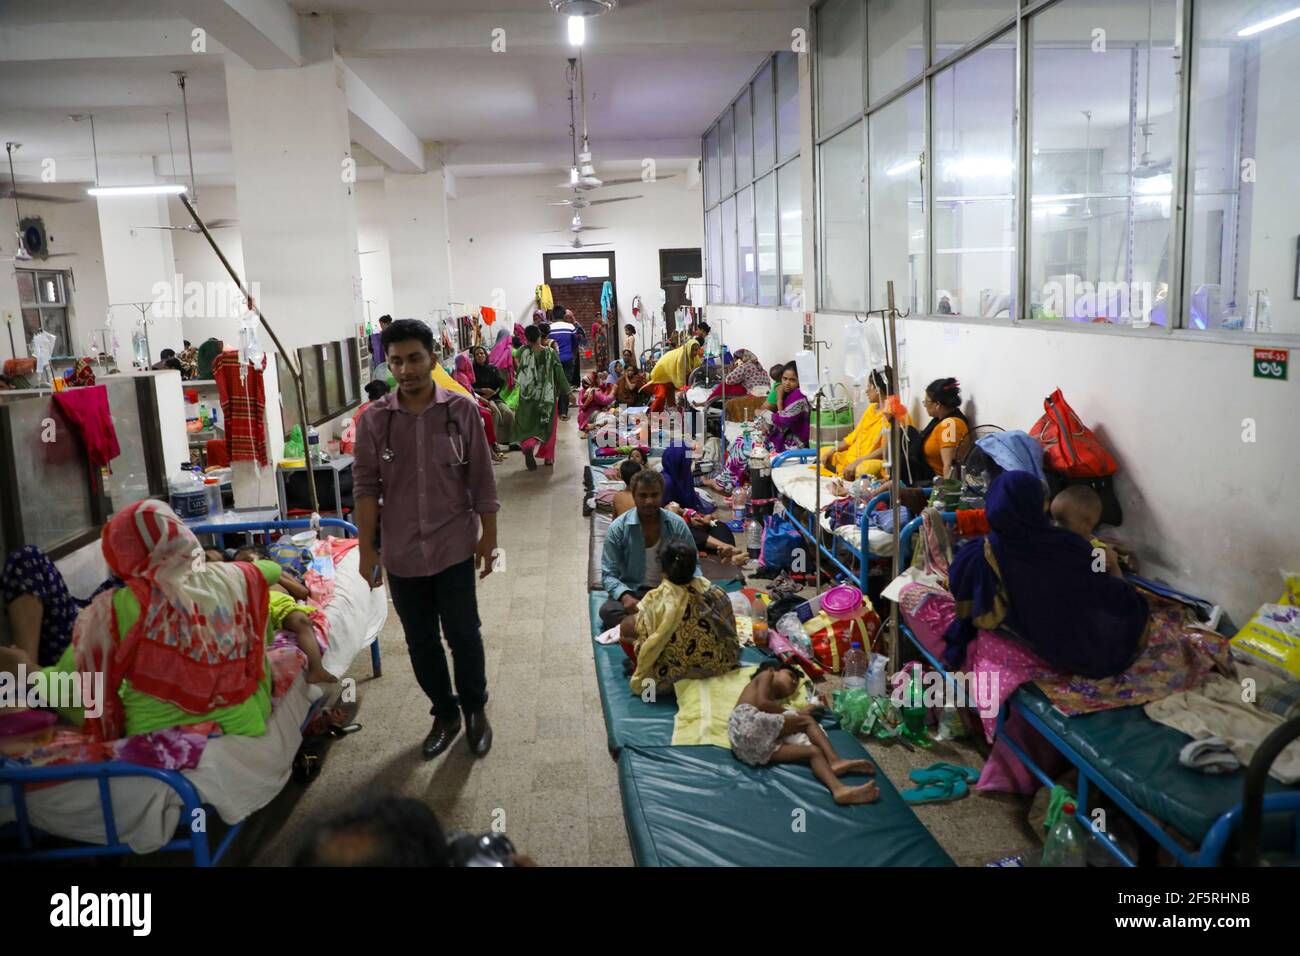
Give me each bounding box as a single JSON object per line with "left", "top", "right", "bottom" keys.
{"left": 728, "top": 660, "right": 880, "bottom": 806}
{"left": 1049, "top": 485, "right": 1139, "bottom": 575}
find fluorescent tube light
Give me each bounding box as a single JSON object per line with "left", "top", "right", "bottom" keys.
{"left": 1238, "top": 6, "right": 1300, "bottom": 36}
{"left": 87, "top": 184, "right": 187, "bottom": 197}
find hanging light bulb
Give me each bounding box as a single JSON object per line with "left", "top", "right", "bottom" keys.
{"left": 568, "top": 15, "right": 585, "bottom": 45}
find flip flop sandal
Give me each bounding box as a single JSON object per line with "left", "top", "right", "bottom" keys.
{"left": 901, "top": 776, "right": 968, "bottom": 805}
{"left": 909, "top": 762, "right": 981, "bottom": 786}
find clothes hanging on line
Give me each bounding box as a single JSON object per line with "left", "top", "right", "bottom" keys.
{"left": 212, "top": 350, "right": 269, "bottom": 466}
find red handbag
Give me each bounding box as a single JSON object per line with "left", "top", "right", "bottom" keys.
{"left": 1030, "top": 388, "right": 1118, "bottom": 478}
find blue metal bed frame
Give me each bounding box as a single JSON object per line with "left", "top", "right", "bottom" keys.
{"left": 770, "top": 448, "right": 930, "bottom": 593}
{"left": 0, "top": 518, "right": 382, "bottom": 866}
{"left": 891, "top": 523, "right": 1300, "bottom": 866}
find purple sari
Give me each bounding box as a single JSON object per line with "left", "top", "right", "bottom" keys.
{"left": 768, "top": 387, "right": 810, "bottom": 453}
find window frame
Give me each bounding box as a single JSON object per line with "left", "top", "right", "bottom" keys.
{"left": 702, "top": 52, "right": 804, "bottom": 310}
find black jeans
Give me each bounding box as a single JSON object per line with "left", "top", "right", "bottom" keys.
{"left": 560, "top": 359, "right": 576, "bottom": 416}
{"left": 387, "top": 558, "right": 488, "bottom": 721}
{"left": 598, "top": 586, "right": 652, "bottom": 630}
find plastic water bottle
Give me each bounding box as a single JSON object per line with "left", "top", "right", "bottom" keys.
{"left": 842, "top": 641, "right": 867, "bottom": 690}
{"left": 203, "top": 477, "right": 223, "bottom": 520}
{"left": 745, "top": 517, "right": 763, "bottom": 559}
{"left": 307, "top": 425, "right": 321, "bottom": 464}
{"left": 750, "top": 597, "right": 769, "bottom": 648}
{"left": 169, "top": 464, "right": 209, "bottom": 520}
{"left": 866, "top": 654, "right": 888, "bottom": 697}
{"left": 1042, "top": 802, "right": 1087, "bottom": 867}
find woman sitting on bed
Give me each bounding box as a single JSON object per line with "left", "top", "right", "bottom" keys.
{"left": 578, "top": 370, "right": 616, "bottom": 432}
{"left": 703, "top": 349, "right": 769, "bottom": 403}
{"left": 820, "top": 366, "right": 908, "bottom": 480}
{"left": 614, "top": 350, "right": 647, "bottom": 405}
{"left": 620, "top": 543, "right": 741, "bottom": 695}
{"left": 2, "top": 546, "right": 118, "bottom": 669}
{"left": 916, "top": 377, "right": 969, "bottom": 480}
{"left": 943, "top": 470, "right": 1147, "bottom": 678}
{"left": 763, "top": 361, "right": 810, "bottom": 454}
{"left": 3, "top": 501, "right": 327, "bottom": 740}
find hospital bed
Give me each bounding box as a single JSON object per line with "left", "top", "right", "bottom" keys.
{"left": 587, "top": 593, "right": 953, "bottom": 866}
{"left": 890, "top": 522, "right": 1300, "bottom": 866}
{"left": 0, "top": 519, "right": 387, "bottom": 866}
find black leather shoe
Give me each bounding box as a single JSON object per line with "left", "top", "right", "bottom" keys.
{"left": 421, "top": 716, "right": 462, "bottom": 760}
{"left": 465, "top": 710, "right": 493, "bottom": 757}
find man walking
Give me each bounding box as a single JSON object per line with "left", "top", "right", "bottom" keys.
{"left": 355, "top": 319, "right": 500, "bottom": 759}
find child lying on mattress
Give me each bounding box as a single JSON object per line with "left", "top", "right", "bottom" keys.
{"left": 729, "top": 660, "right": 880, "bottom": 806}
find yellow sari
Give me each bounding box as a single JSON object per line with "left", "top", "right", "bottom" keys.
{"left": 647, "top": 342, "right": 701, "bottom": 389}
{"left": 821, "top": 402, "right": 900, "bottom": 477}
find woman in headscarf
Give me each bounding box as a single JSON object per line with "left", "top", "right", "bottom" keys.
{"left": 644, "top": 339, "right": 702, "bottom": 412}
{"left": 605, "top": 359, "right": 622, "bottom": 387}
{"left": 704, "top": 348, "right": 768, "bottom": 403}
{"left": 577, "top": 369, "right": 615, "bottom": 433}
{"left": 510, "top": 324, "right": 570, "bottom": 470}
{"left": 471, "top": 344, "right": 516, "bottom": 454}
{"left": 615, "top": 350, "right": 647, "bottom": 405}
{"left": 764, "top": 361, "right": 810, "bottom": 453}
{"left": 61, "top": 500, "right": 281, "bottom": 741}
{"left": 942, "top": 470, "right": 1148, "bottom": 678}
{"left": 453, "top": 353, "right": 505, "bottom": 462}
{"left": 819, "top": 366, "right": 908, "bottom": 479}
{"left": 661, "top": 443, "right": 716, "bottom": 515}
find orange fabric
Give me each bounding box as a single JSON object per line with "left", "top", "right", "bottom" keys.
{"left": 956, "top": 509, "right": 990, "bottom": 537}
{"left": 481, "top": 306, "right": 496, "bottom": 326}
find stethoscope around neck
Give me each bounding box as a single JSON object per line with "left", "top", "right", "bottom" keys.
{"left": 381, "top": 402, "right": 467, "bottom": 466}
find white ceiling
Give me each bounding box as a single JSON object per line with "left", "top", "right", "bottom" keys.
{"left": 0, "top": 0, "right": 811, "bottom": 185}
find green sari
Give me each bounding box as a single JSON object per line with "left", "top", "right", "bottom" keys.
{"left": 510, "top": 344, "right": 569, "bottom": 445}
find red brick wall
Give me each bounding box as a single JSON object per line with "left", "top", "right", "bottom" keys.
{"left": 551, "top": 281, "right": 613, "bottom": 372}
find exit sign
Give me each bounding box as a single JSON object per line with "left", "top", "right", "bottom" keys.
{"left": 1253, "top": 348, "right": 1289, "bottom": 380}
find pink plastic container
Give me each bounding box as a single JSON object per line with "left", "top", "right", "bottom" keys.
{"left": 821, "top": 584, "right": 866, "bottom": 621}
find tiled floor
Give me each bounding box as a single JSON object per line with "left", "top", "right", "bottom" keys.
{"left": 240, "top": 414, "right": 1040, "bottom": 867}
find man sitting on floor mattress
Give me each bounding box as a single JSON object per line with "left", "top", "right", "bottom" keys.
{"left": 598, "top": 468, "right": 703, "bottom": 631}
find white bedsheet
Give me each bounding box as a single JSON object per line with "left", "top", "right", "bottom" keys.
{"left": 772, "top": 462, "right": 895, "bottom": 557}
{"left": 0, "top": 548, "right": 388, "bottom": 854}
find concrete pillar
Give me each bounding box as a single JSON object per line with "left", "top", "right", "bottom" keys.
{"left": 223, "top": 22, "right": 363, "bottom": 503}
{"left": 383, "top": 145, "right": 454, "bottom": 321}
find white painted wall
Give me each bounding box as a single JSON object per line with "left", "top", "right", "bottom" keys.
{"left": 0, "top": 185, "right": 109, "bottom": 364}
{"left": 355, "top": 180, "right": 394, "bottom": 324}
{"left": 446, "top": 172, "right": 704, "bottom": 338}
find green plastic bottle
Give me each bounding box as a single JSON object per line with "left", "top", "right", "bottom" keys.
{"left": 900, "top": 664, "right": 928, "bottom": 740}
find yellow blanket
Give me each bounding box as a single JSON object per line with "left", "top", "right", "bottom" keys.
{"left": 647, "top": 342, "right": 701, "bottom": 389}
{"left": 672, "top": 666, "right": 814, "bottom": 748}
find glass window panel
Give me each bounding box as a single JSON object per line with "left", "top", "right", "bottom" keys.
{"left": 754, "top": 60, "right": 777, "bottom": 174}
{"left": 776, "top": 51, "right": 800, "bottom": 161}
{"left": 323, "top": 343, "right": 342, "bottom": 413}
{"left": 722, "top": 196, "right": 739, "bottom": 303}
{"left": 15, "top": 270, "right": 35, "bottom": 304}
{"left": 869, "top": 87, "right": 927, "bottom": 313}
{"left": 719, "top": 109, "right": 736, "bottom": 197}
{"left": 779, "top": 159, "right": 804, "bottom": 310}
{"left": 819, "top": 120, "right": 866, "bottom": 311}
{"left": 817, "top": 0, "right": 865, "bottom": 135}
{"left": 704, "top": 125, "right": 719, "bottom": 207}
{"left": 278, "top": 354, "right": 300, "bottom": 439}
{"left": 707, "top": 204, "right": 724, "bottom": 304}
{"left": 342, "top": 339, "right": 357, "bottom": 405}
{"left": 932, "top": 38, "right": 1016, "bottom": 317}
{"left": 7, "top": 397, "right": 94, "bottom": 552}
{"left": 1187, "top": 0, "right": 1300, "bottom": 334}
{"left": 549, "top": 257, "right": 611, "bottom": 279}
{"left": 756, "top": 173, "right": 780, "bottom": 306}
{"left": 867, "top": 0, "right": 924, "bottom": 104}
{"left": 299, "top": 346, "right": 325, "bottom": 423}
{"left": 738, "top": 186, "right": 757, "bottom": 305}
{"left": 42, "top": 309, "right": 71, "bottom": 357}
{"left": 933, "top": 0, "right": 1016, "bottom": 60}
{"left": 1029, "top": 0, "right": 1178, "bottom": 325}
{"left": 101, "top": 378, "right": 153, "bottom": 514}
{"left": 735, "top": 89, "right": 754, "bottom": 186}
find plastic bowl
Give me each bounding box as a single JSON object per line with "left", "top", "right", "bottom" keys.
{"left": 821, "top": 584, "right": 865, "bottom": 621}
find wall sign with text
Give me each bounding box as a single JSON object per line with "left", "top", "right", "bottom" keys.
{"left": 1253, "top": 348, "right": 1289, "bottom": 381}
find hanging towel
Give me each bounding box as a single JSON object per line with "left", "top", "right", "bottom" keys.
{"left": 52, "top": 384, "right": 121, "bottom": 468}
{"left": 600, "top": 280, "right": 614, "bottom": 322}
{"left": 212, "top": 350, "right": 269, "bottom": 466}
{"left": 535, "top": 283, "right": 554, "bottom": 313}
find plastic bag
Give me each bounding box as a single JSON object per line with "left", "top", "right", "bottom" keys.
{"left": 1230, "top": 571, "right": 1300, "bottom": 679}
{"left": 284, "top": 424, "right": 305, "bottom": 459}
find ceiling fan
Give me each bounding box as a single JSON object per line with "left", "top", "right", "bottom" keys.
{"left": 3, "top": 143, "right": 78, "bottom": 262}
{"left": 134, "top": 73, "right": 240, "bottom": 233}
{"left": 549, "top": 235, "right": 612, "bottom": 249}
{"left": 542, "top": 212, "right": 606, "bottom": 235}
{"left": 545, "top": 188, "right": 641, "bottom": 210}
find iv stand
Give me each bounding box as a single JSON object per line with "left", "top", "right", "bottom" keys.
{"left": 176, "top": 192, "right": 320, "bottom": 516}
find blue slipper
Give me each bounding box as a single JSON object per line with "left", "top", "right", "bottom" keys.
{"left": 909, "top": 762, "right": 980, "bottom": 786}
{"left": 902, "top": 776, "right": 969, "bottom": 805}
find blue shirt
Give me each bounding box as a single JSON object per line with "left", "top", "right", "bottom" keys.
{"left": 548, "top": 321, "right": 580, "bottom": 362}
{"left": 601, "top": 507, "right": 703, "bottom": 601}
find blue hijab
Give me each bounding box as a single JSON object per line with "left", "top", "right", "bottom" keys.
{"left": 661, "top": 444, "right": 714, "bottom": 514}
{"left": 943, "top": 470, "right": 1147, "bottom": 678}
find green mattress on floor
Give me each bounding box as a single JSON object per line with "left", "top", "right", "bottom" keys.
{"left": 618, "top": 735, "right": 955, "bottom": 867}
{"left": 1015, "top": 686, "right": 1299, "bottom": 846}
